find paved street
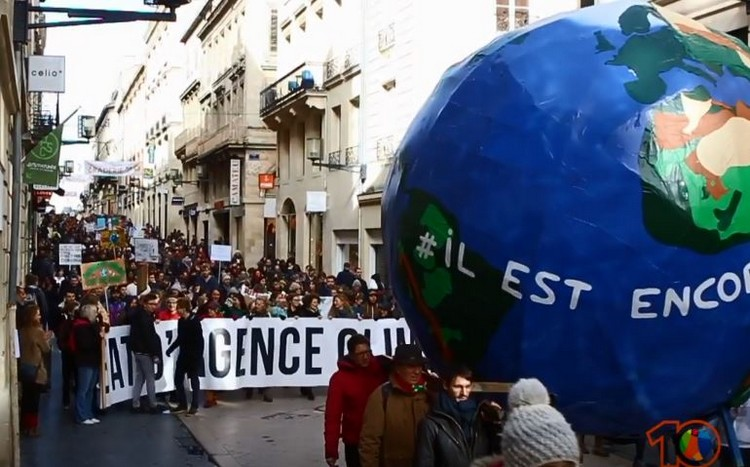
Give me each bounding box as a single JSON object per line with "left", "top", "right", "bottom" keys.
{"left": 179, "top": 388, "right": 644, "bottom": 467}
{"left": 20, "top": 347, "right": 213, "bottom": 467}
{"left": 21, "top": 347, "right": 660, "bottom": 467}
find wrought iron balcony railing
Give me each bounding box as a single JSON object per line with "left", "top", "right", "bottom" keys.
{"left": 259, "top": 62, "right": 324, "bottom": 117}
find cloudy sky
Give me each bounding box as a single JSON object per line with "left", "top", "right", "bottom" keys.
{"left": 39, "top": 0, "right": 148, "bottom": 208}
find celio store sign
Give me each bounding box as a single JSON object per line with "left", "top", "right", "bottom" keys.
{"left": 28, "top": 55, "right": 66, "bottom": 93}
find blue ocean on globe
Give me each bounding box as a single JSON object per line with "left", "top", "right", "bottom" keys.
{"left": 383, "top": 0, "right": 750, "bottom": 435}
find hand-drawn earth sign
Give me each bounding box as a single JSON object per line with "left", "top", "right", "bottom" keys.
{"left": 383, "top": 0, "right": 750, "bottom": 435}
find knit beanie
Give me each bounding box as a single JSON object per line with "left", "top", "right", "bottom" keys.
{"left": 502, "top": 378, "right": 580, "bottom": 467}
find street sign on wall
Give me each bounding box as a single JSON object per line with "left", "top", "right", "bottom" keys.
{"left": 28, "top": 55, "right": 66, "bottom": 93}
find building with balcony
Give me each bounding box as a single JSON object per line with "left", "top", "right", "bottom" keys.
{"left": 115, "top": 64, "right": 148, "bottom": 224}
{"left": 90, "top": 94, "right": 121, "bottom": 215}
{"left": 261, "top": 0, "right": 588, "bottom": 280}
{"left": 175, "top": 0, "right": 277, "bottom": 257}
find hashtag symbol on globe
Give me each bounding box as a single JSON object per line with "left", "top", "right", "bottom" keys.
{"left": 415, "top": 232, "right": 438, "bottom": 259}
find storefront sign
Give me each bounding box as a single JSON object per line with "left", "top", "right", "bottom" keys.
{"left": 258, "top": 173, "right": 276, "bottom": 190}
{"left": 229, "top": 158, "right": 241, "bottom": 206}
{"left": 28, "top": 55, "right": 66, "bottom": 93}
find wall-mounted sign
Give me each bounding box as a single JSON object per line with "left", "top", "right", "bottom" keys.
{"left": 229, "top": 158, "right": 241, "bottom": 206}
{"left": 28, "top": 55, "right": 66, "bottom": 93}
{"left": 258, "top": 173, "right": 276, "bottom": 190}
{"left": 171, "top": 196, "right": 185, "bottom": 206}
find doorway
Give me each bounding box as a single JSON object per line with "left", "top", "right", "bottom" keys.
{"left": 264, "top": 219, "right": 276, "bottom": 259}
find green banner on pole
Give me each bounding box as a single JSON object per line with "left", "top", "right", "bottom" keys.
{"left": 23, "top": 125, "right": 63, "bottom": 186}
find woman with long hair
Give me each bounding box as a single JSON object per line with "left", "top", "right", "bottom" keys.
{"left": 18, "top": 303, "right": 53, "bottom": 436}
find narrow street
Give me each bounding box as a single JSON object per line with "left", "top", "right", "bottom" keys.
{"left": 20, "top": 346, "right": 213, "bottom": 467}
{"left": 22, "top": 347, "right": 666, "bottom": 466}
{"left": 179, "top": 389, "right": 646, "bottom": 467}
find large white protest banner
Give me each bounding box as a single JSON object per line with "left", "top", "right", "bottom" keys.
{"left": 104, "top": 318, "right": 412, "bottom": 407}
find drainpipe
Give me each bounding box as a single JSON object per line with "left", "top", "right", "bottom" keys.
{"left": 9, "top": 46, "right": 24, "bottom": 303}
{"left": 357, "top": 0, "right": 368, "bottom": 272}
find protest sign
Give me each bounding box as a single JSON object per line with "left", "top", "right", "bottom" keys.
{"left": 81, "top": 259, "right": 127, "bottom": 290}
{"left": 210, "top": 244, "right": 232, "bottom": 262}
{"left": 134, "top": 238, "right": 160, "bottom": 263}
{"left": 58, "top": 243, "right": 83, "bottom": 265}
{"left": 103, "top": 318, "right": 412, "bottom": 406}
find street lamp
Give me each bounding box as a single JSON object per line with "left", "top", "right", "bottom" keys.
{"left": 78, "top": 115, "right": 96, "bottom": 140}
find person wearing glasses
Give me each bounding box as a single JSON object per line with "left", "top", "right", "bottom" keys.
{"left": 324, "top": 334, "right": 390, "bottom": 467}
{"left": 128, "top": 293, "right": 163, "bottom": 414}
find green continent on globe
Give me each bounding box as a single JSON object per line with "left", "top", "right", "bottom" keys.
{"left": 597, "top": 4, "right": 750, "bottom": 104}
{"left": 639, "top": 85, "right": 750, "bottom": 253}
{"left": 397, "top": 189, "right": 516, "bottom": 369}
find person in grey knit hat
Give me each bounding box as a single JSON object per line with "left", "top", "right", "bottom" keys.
{"left": 471, "top": 378, "right": 579, "bottom": 467}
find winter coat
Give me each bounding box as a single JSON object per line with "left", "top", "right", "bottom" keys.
{"left": 359, "top": 377, "right": 431, "bottom": 467}
{"left": 19, "top": 326, "right": 50, "bottom": 385}
{"left": 72, "top": 319, "right": 102, "bottom": 368}
{"left": 414, "top": 399, "right": 502, "bottom": 467}
{"left": 324, "top": 356, "right": 390, "bottom": 459}
{"left": 166, "top": 314, "right": 204, "bottom": 373}
{"left": 470, "top": 456, "right": 504, "bottom": 467}
{"left": 127, "top": 306, "right": 162, "bottom": 357}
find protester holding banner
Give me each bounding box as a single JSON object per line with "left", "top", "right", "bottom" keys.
{"left": 128, "top": 293, "right": 163, "bottom": 414}
{"left": 18, "top": 304, "right": 53, "bottom": 437}
{"left": 165, "top": 297, "right": 204, "bottom": 415}
{"left": 359, "top": 344, "right": 432, "bottom": 467}
{"left": 72, "top": 304, "right": 104, "bottom": 425}
{"left": 324, "top": 334, "right": 390, "bottom": 467}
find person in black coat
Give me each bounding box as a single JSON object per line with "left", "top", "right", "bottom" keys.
{"left": 166, "top": 297, "right": 204, "bottom": 414}
{"left": 127, "top": 293, "right": 163, "bottom": 413}
{"left": 415, "top": 367, "right": 503, "bottom": 467}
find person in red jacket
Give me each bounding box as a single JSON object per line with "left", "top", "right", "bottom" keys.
{"left": 325, "top": 334, "right": 390, "bottom": 467}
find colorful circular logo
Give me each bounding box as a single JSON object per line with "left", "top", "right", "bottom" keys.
{"left": 676, "top": 421, "right": 721, "bottom": 466}
{"left": 34, "top": 131, "right": 60, "bottom": 161}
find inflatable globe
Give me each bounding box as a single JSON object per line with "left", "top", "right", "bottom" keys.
{"left": 383, "top": 0, "right": 750, "bottom": 435}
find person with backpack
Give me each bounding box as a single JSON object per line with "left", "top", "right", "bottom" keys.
{"left": 324, "top": 334, "right": 390, "bottom": 467}
{"left": 359, "top": 344, "right": 432, "bottom": 467}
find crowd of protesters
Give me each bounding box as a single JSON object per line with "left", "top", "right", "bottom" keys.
{"left": 17, "top": 212, "right": 662, "bottom": 467}
{"left": 17, "top": 212, "right": 404, "bottom": 433}
{"left": 324, "top": 334, "right": 583, "bottom": 467}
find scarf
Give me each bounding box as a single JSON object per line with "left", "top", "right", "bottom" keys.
{"left": 437, "top": 391, "right": 478, "bottom": 443}
{"left": 392, "top": 372, "right": 428, "bottom": 395}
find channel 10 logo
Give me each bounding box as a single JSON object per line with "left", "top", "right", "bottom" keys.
{"left": 647, "top": 420, "right": 721, "bottom": 467}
